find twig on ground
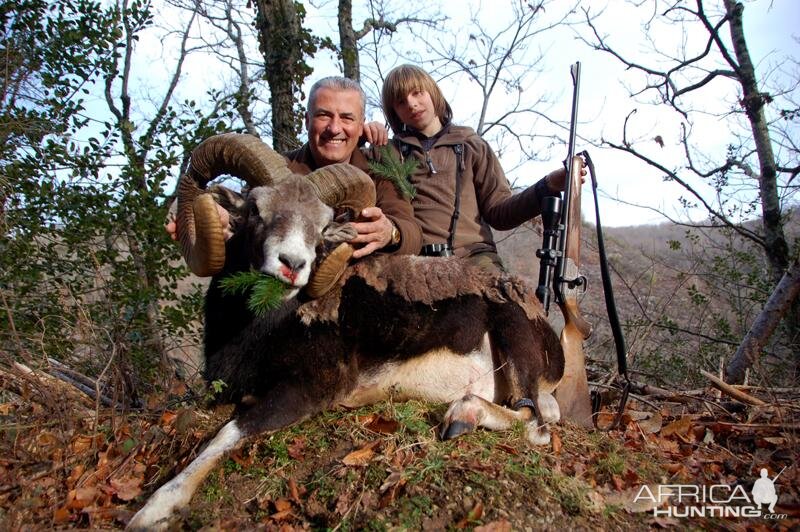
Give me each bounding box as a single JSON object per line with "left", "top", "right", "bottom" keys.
{"left": 700, "top": 369, "right": 767, "bottom": 406}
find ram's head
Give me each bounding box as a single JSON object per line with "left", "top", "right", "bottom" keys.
{"left": 175, "top": 133, "right": 375, "bottom": 298}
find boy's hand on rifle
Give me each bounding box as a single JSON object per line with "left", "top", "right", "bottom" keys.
{"left": 544, "top": 158, "right": 587, "bottom": 193}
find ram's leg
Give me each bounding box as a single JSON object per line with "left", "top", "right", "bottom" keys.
{"left": 516, "top": 392, "right": 560, "bottom": 445}
{"left": 440, "top": 393, "right": 529, "bottom": 439}
{"left": 127, "top": 420, "right": 243, "bottom": 531}
{"left": 127, "top": 384, "right": 319, "bottom": 531}
{"left": 440, "top": 392, "right": 558, "bottom": 446}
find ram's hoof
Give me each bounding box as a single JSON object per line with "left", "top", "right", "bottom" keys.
{"left": 440, "top": 420, "right": 475, "bottom": 440}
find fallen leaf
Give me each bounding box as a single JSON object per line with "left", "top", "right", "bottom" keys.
{"left": 637, "top": 413, "right": 663, "bottom": 434}
{"left": 551, "top": 431, "right": 562, "bottom": 455}
{"left": 335, "top": 492, "right": 352, "bottom": 515}
{"left": 159, "top": 411, "right": 177, "bottom": 428}
{"left": 273, "top": 498, "right": 292, "bottom": 512}
{"left": 71, "top": 435, "right": 94, "bottom": 453}
{"left": 362, "top": 413, "right": 400, "bottom": 434}
{"left": 661, "top": 416, "right": 693, "bottom": 442}
{"left": 657, "top": 438, "right": 680, "bottom": 454}
{"left": 623, "top": 410, "right": 651, "bottom": 422}
{"left": 110, "top": 475, "right": 143, "bottom": 501}
{"left": 379, "top": 468, "right": 406, "bottom": 508}
{"left": 495, "top": 443, "right": 518, "bottom": 455}
{"left": 230, "top": 447, "right": 253, "bottom": 468}
{"left": 287, "top": 477, "right": 304, "bottom": 503}
{"left": 66, "top": 486, "right": 99, "bottom": 510}
{"left": 36, "top": 431, "right": 58, "bottom": 447}
{"left": 53, "top": 506, "right": 71, "bottom": 524}
{"left": 168, "top": 378, "right": 187, "bottom": 396}
{"left": 595, "top": 410, "right": 617, "bottom": 429}
{"left": 611, "top": 474, "right": 625, "bottom": 491}
{"left": 270, "top": 509, "right": 293, "bottom": 521}
{"left": 287, "top": 437, "right": 306, "bottom": 461}
{"left": 66, "top": 464, "right": 85, "bottom": 489}
{"left": 624, "top": 468, "right": 640, "bottom": 485}
{"left": 380, "top": 469, "right": 403, "bottom": 493}
{"left": 455, "top": 500, "right": 484, "bottom": 528}
{"left": 342, "top": 441, "right": 379, "bottom": 466}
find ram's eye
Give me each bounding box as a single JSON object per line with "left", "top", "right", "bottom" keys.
{"left": 248, "top": 203, "right": 259, "bottom": 218}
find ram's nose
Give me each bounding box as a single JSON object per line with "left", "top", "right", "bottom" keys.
{"left": 278, "top": 253, "right": 306, "bottom": 285}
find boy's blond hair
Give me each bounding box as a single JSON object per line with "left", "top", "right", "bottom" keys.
{"left": 381, "top": 64, "right": 453, "bottom": 134}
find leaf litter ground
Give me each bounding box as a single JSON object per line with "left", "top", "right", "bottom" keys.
{"left": 1, "top": 374, "right": 798, "bottom": 530}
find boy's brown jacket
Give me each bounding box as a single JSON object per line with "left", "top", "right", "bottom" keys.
{"left": 387, "top": 125, "right": 557, "bottom": 258}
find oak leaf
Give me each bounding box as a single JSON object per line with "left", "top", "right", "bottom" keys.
{"left": 342, "top": 440, "right": 380, "bottom": 466}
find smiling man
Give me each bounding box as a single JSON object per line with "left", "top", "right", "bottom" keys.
{"left": 281, "top": 77, "right": 422, "bottom": 258}
{"left": 167, "top": 77, "right": 421, "bottom": 260}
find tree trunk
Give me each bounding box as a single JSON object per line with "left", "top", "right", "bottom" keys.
{"left": 338, "top": 0, "right": 359, "bottom": 81}
{"left": 725, "top": 255, "right": 800, "bottom": 384}
{"left": 255, "top": 0, "right": 306, "bottom": 153}
{"left": 724, "top": 0, "right": 789, "bottom": 283}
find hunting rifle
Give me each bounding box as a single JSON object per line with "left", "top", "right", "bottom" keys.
{"left": 536, "top": 62, "right": 631, "bottom": 429}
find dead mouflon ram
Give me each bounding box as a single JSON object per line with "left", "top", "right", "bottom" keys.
{"left": 128, "top": 133, "right": 564, "bottom": 530}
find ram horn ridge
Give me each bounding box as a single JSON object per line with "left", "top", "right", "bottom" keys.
{"left": 304, "top": 163, "right": 376, "bottom": 298}
{"left": 177, "top": 133, "right": 294, "bottom": 277}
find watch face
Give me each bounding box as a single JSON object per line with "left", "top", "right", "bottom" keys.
{"left": 391, "top": 225, "right": 400, "bottom": 245}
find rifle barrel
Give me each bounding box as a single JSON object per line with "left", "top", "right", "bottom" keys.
{"left": 555, "top": 61, "right": 581, "bottom": 304}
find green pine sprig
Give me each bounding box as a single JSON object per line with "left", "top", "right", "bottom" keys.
{"left": 368, "top": 145, "right": 418, "bottom": 200}
{"left": 219, "top": 270, "right": 288, "bottom": 317}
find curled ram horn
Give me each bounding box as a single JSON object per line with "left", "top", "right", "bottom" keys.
{"left": 304, "top": 163, "right": 376, "bottom": 298}
{"left": 176, "top": 133, "right": 375, "bottom": 296}
{"left": 177, "top": 133, "right": 292, "bottom": 277}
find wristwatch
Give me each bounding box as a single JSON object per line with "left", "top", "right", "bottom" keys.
{"left": 389, "top": 221, "right": 401, "bottom": 246}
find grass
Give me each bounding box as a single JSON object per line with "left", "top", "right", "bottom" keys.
{"left": 183, "top": 399, "right": 668, "bottom": 530}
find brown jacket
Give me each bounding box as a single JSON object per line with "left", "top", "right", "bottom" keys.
{"left": 390, "top": 125, "right": 557, "bottom": 258}
{"left": 283, "top": 144, "right": 422, "bottom": 256}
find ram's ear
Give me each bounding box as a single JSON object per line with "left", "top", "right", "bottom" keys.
{"left": 208, "top": 184, "right": 245, "bottom": 230}
{"left": 322, "top": 221, "right": 357, "bottom": 245}
{"left": 209, "top": 184, "right": 245, "bottom": 210}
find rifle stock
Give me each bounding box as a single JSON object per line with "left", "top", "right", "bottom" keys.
{"left": 553, "top": 154, "right": 593, "bottom": 427}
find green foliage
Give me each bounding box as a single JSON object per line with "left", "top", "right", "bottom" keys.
{"left": 0, "top": 0, "right": 239, "bottom": 401}
{"left": 219, "top": 271, "right": 288, "bottom": 317}
{"left": 368, "top": 146, "right": 418, "bottom": 200}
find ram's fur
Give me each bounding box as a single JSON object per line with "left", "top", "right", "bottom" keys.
{"left": 128, "top": 174, "right": 564, "bottom": 530}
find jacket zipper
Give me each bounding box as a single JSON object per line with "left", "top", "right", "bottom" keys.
{"left": 425, "top": 150, "right": 437, "bottom": 174}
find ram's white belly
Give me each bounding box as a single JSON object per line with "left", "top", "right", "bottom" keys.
{"left": 340, "top": 335, "right": 498, "bottom": 407}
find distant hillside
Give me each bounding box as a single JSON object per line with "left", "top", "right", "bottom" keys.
{"left": 495, "top": 209, "right": 798, "bottom": 387}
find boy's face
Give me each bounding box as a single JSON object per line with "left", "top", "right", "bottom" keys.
{"left": 306, "top": 87, "right": 365, "bottom": 167}
{"left": 394, "top": 89, "right": 441, "bottom": 137}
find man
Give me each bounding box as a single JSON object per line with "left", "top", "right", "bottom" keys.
{"left": 167, "top": 76, "right": 421, "bottom": 258}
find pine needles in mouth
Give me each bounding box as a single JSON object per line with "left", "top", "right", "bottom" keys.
{"left": 219, "top": 271, "right": 288, "bottom": 317}
{"left": 368, "top": 145, "right": 418, "bottom": 200}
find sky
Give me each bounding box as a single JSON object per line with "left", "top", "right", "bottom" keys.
{"left": 302, "top": 0, "right": 800, "bottom": 227}
{"left": 132, "top": 0, "right": 799, "bottom": 228}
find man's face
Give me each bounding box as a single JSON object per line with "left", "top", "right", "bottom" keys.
{"left": 306, "top": 87, "right": 364, "bottom": 167}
